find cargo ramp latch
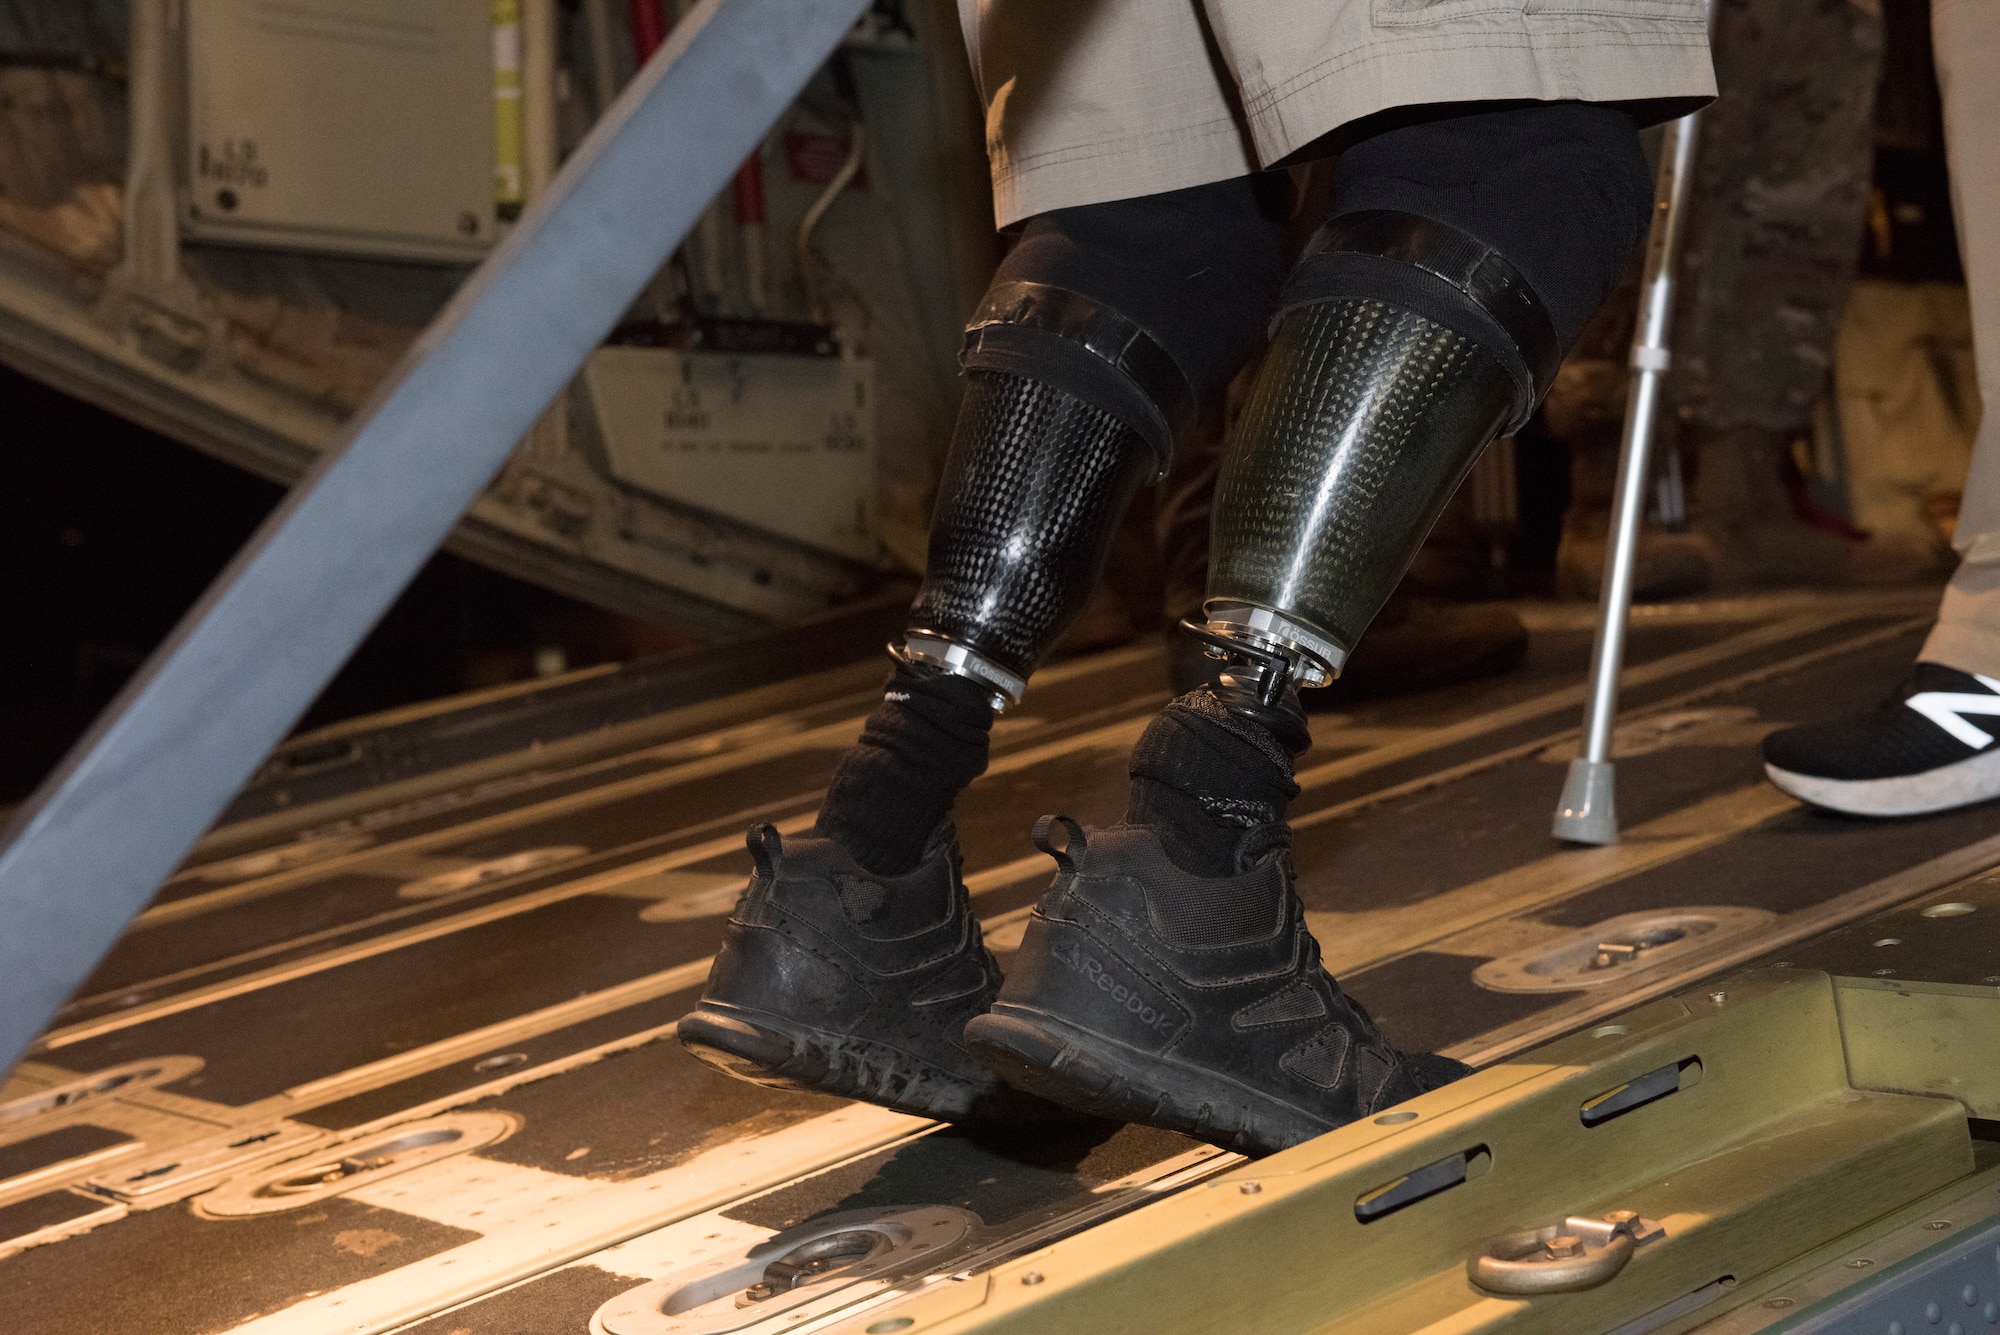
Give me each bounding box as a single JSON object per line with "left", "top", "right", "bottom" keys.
{"left": 1470, "top": 1210, "right": 1665, "bottom": 1294}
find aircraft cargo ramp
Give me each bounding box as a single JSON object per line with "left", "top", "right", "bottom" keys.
{"left": 6, "top": 587, "right": 2000, "bottom": 1335}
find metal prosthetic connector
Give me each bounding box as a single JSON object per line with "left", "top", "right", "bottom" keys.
{"left": 892, "top": 634, "right": 1024, "bottom": 715}
{"left": 1176, "top": 618, "right": 1313, "bottom": 758}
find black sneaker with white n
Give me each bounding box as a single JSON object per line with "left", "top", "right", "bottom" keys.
{"left": 1762, "top": 663, "right": 2000, "bottom": 817}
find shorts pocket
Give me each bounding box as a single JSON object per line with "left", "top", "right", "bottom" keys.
{"left": 1372, "top": 0, "right": 1522, "bottom": 24}
{"left": 1522, "top": 0, "right": 1706, "bottom": 16}
{"left": 1374, "top": 0, "right": 1705, "bottom": 19}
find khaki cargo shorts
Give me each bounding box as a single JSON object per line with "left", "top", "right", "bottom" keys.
{"left": 958, "top": 0, "right": 1715, "bottom": 226}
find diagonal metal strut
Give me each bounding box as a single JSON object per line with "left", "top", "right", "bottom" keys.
{"left": 0, "top": 0, "right": 873, "bottom": 1076}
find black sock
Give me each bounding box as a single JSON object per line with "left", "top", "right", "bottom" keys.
{"left": 815, "top": 664, "right": 995, "bottom": 875}
{"left": 1125, "top": 688, "right": 1301, "bottom": 877}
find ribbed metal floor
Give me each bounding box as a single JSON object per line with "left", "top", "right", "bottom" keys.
{"left": 2, "top": 587, "right": 1986, "bottom": 1335}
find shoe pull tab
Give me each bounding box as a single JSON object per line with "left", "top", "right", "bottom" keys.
{"left": 745, "top": 823, "right": 784, "bottom": 880}
{"left": 1031, "top": 815, "right": 1087, "bottom": 871}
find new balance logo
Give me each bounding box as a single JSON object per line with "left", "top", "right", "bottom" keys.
{"left": 1053, "top": 940, "right": 1175, "bottom": 1034}
{"left": 1906, "top": 674, "right": 2000, "bottom": 749}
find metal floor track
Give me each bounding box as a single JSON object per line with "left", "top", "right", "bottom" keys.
{"left": 2, "top": 586, "right": 1987, "bottom": 1335}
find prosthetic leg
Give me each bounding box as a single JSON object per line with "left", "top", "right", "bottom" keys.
{"left": 898, "top": 281, "right": 1187, "bottom": 707}
{"left": 682, "top": 178, "right": 1286, "bottom": 1122}
{"left": 816, "top": 172, "right": 1289, "bottom": 876}
{"left": 1198, "top": 210, "right": 1558, "bottom": 713}
{"left": 966, "top": 105, "right": 1656, "bottom": 1155}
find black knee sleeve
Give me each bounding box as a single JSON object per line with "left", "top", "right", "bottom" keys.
{"left": 982, "top": 174, "right": 1292, "bottom": 457}
{"left": 903, "top": 179, "right": 1289, "bottom": 703}
{"left": 1331, "top": 103, "right": 1654, "bottom": 349}
{"left": 1202, "top": 105, "right": 1651, "bottom": 690}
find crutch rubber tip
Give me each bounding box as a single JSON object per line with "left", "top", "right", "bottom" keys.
{"left": 1553, "top": 758, "right": 1619, "bottom": 846}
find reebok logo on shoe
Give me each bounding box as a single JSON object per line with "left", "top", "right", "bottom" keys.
{"left": 1053, "top": 939, "right": 1176, "bottom": 1035}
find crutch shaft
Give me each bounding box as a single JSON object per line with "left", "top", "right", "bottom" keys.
{"left": 1554, "top": 104, "right": 1705, "bottom": 844}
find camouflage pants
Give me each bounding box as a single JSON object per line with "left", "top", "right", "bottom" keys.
{"left": 1671, "top": 0, "right": 1883, "bottom": 435}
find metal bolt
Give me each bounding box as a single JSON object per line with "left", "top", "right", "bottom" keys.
{"left": 1545, "top": 1235, "right": 1584, "bottom": 1259}
{"left": 1764, "top": 1298, "right": 1795, "bottom": 1309}
{"left": 1021, "top": 1271, "right": 1044, "bottom": 1286}
{"left": 1603, "top": 1210, "right": 1638, "bottom": 1226}
{"left": 1709, "top": 991, "right": 1728, "bottom": 1005}
{"left": 1239, "top": 1182, "right": 1262, "bottom": 1195}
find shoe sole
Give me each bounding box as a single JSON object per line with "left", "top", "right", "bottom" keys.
{"left": 680, "top": 1001, "right": 1020, "bottom": 1124}
{"left": 1765, "top": 748, "right": 2000, "bottom": 817}
{"left": 964, "top": 1009, "right": 1330, "bottom": 1158}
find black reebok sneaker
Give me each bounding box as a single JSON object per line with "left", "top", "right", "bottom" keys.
{"left": 1763, "top": 663, "right": 2000, "bottom": 817}
{"left": 963, "top": 818, "right": 1470, "bottom": 1157}
{"left": 680, "top": 824, "right": 1056, "bottom": 1123}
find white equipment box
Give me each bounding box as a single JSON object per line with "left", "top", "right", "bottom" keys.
{"left": 584, "top": 346, "right": 881, "bottom": 564}
{"left": 181, "top": 0, "right": 495, "bottom": 262}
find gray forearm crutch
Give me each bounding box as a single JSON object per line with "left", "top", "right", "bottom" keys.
{"left": 1553, "top": 101, "right": 1705, "bottom": 846}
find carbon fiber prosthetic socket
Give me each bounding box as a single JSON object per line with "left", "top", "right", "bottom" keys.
{"left": 1205, "top": 297, "right": 1517, "bottom": 678}
{"left": 905, "top": 370, "right": 1151, "bottom": 695}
